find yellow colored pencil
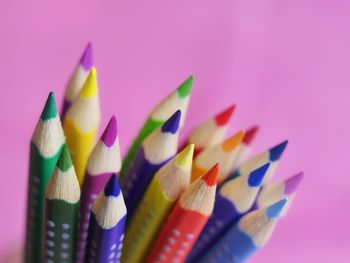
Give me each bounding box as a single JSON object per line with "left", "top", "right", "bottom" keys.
{"left": 122, "top": 144, "right": 194, "bottom": 263}
{"left": 63, "top": 68, "right": 100, "bottom": 185}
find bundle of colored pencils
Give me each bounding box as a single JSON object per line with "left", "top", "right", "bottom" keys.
{"left": 24, "top": 43, "right": 303, "bottom": 263}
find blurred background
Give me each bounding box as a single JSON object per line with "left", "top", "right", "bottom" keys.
{"left": 0, "top": 1, "right": 349, "bottom": 262}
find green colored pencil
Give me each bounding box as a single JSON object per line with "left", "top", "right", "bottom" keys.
{"left": 120, "top": 76, "right": 193, "bottom": 181}
{"left": 43, "top": 145, "right": 80, "bottom": 263}
{"left": 24, "top": 92, "right": 65, "bottom": 263}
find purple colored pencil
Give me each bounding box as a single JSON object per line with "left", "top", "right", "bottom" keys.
{"left": 84, "top": 174, "right": 127, "bottom": 263}
{"left": 76, "top": 116, "right": 121, "bottom": 262}
{"left": 121, "top": 110, "right": 181, "bottom": 218}
{"left": 61, "top": 42, "right": 93, "bottom": 118}
{"left": 254, "top": 172, "right": 304, "bottom": 216}
{"left": 186, "top": 163, "right": 270, "bottom": 262}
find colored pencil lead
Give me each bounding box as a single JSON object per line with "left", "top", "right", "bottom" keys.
{"left": 76, "top": 116, "right": 121, "bottom": 262}
{"left": 25, "top": 92, "right": 65, "bottom": 263}
{"left": 120, "top": 76, "right": 193, "bottom": 181}
{"left": 122, "top": 110, "right": 181, "bottom": 218}
{"left": 61, "top": 43, "right": 94, "bottom": 118}
{"left": 215, "top": 104, "right": 236, "bottom": 126}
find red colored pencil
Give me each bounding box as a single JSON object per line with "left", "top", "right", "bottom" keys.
{"left": 145, "top": 164, "right": 219, "bottom": 263}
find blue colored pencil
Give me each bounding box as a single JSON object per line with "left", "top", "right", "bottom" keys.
{"left": 227, "top": 140, "right": 288, "bottom": 185}
{"left": 255, "top": 172, "right": 304, "bottom": 216}
{"left": 187, "top": 163, "right": 270, "bottom": 262}
{"left": 198, "top": 199, "right": 287, "bottom": 263}
{"left": 121, "top": 110, "right": 181, "bottom": 217}
{"left": 84, "top": 174, "right": 127, "bottom": 263}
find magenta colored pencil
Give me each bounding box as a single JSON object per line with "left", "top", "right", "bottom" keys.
{"left": 75, "top": 116, "right": 121, "bottom": 262}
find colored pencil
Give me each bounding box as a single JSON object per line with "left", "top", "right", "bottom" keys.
{"left": 191, "top": 130, "right": 245, "bottom": 183}
{"left": 75, "top": 116, "right": 121, "bottom": 262}
{"left": 255, "top": 172, "right": 304, "bottom": 216}
{"left": 43, "top": 145, "right": 80, "bottom": 263}
{"left": 63, "top": 68, "right": 101, "bottom": 185}
{"left": 235, "top": 126, "right": 259, "bottom": 166}
{"left": 120, "top": 76, "right": 193, "bottom": 181}
{"left": 187, "top": 162, "right": 270, "bottom": 262}
{"left": 61, "top": 42, "right": 93, "bottom": 118}
{"left": 145, "top": 164, "right": 219, "bottom": 263}
{"left": 198, "top": 199, "right": 287, "bottom": 263}
{"left": 121, "top": 110, "right": 181, "bottom": 218}
{"left": 182, "top": 104, "right": 236, "bottom": 157}
{"left": 122, "top": 144, "right": 194, "bottom": 263}
{"left": 227, "top": 140, "right": 288, "bottom": 185}
{"left": 84, "top": 174, "right": 127, "bottom": 263}
{"left": 24, "top": 92, "right": 65, "bottom": 263}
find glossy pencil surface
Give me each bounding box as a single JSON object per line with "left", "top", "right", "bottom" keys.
{"left": 25, "top": 92, "right": 65, "bottom": 263}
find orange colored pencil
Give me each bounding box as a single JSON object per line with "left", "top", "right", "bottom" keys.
{"left": 145, "top": 164, "right": 219, "bottom": 263}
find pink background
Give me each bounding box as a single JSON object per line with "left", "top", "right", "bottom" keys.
{"left": 0, "top": 1, "right": 349, "bottom": 262}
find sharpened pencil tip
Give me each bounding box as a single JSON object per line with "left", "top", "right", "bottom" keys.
{"left": 177, "top": 76, "right": 194, "bottom": 98}
{"left": 215, "top": 104, "right": 236, "bottom": 126}
{"left": 266, "top": 199, "right": 287, "bottom": 219}
{"left": 176, "top": 144, "right": 194, "bottom": 171}
{"left": 284, "top": 172, "right": 304, "bottom": 195}
{"left": 243, "top": 125, "right": 259, "bottom": 145}
{"left": 57, "top": 145, "right": 73, "bottom": 172}
{"left": 80, "top": 68, "right": 98, "bottom": 99}
{"left": 248, "top": 163, "right": 270, "bottom": 187}
{"left": 80, "top": 42, "right": 93, "bottom": 71}
{"left": 40, "top": 92, "right": 58, "bottom": 121}
{"left": 269, "top": 140, "right": 288, "bottom": 161}
{"left": 202, "top": 163, "right": 219, "bottom": 186}
{"left": 222, "top": 130, "right": 245, "bottom": 152}
{"left": 161, "top": 110, "right": 181, "bottom": 134}
{"left": 104, "top": 174, "right": 121, "bottom": 197}
{"left": 101, "top": 116, "right": 118, "bottom": 147}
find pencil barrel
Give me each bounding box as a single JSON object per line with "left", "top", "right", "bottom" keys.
{"left": 76, "top": 173, "right": 111, "bottom": 262}
{"left": 24, "top": 144, "right": 62, "bottom": 263}
{"left": 122, "top": 178, "right": 174, "bottom": 262}
{"left": 85, "top": 215, "right": 126, "bottom": 263}
{"left": 187, "top": 194, "right": 241, "bottom": 262}
{"left": 145, "top": 205, "right": 208, "bottom": 263}
{"left": 122, "top": 148, "right": 169, "bottom": 217}
{"left": 63, "top": 119, "right": 97, "bottom": 185}
{"left": 197, "top": 225, "right": 257, "bottom": 263}
{"left": 43, "top": 199, "right": 79, "bottom": 263}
